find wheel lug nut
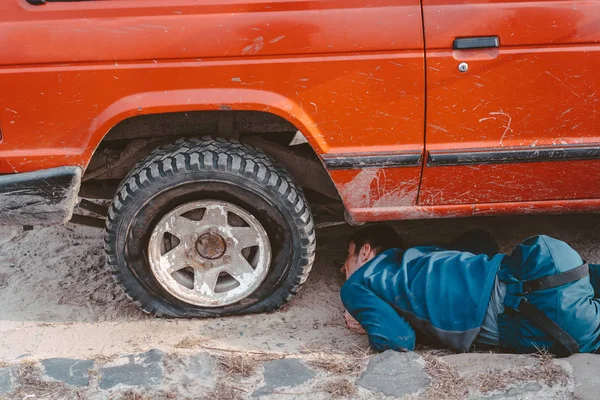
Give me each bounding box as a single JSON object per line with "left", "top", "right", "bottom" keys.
{"left": 226, "top": 238, "right": 234, "bottom": 246}
{"left": 205, "top": 262, "right": 213, "bottom": 268}
{"left": 223, "top": 255, "right": 231, "bottom": 263}
{"left": 209, "top": 227, "right": 217, "bottom": 234}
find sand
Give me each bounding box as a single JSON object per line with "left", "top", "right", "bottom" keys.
{"left": 0, "top": 212, "right": 598, "bottom": 362}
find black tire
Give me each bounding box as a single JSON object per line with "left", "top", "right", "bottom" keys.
{"left": 104, "top": 137, "right": 316, "bottom": 317}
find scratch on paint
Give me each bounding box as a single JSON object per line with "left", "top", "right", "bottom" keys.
{"left": 242, "top": 36, "right": 264, "bottom": 55}
{"left": 561, "top": 108, "right": 573, "bottom": 116}
{"left": 545, "top": 71, "right": 562, "bottom": 82}
{"left": 489, "top": 110, "right": 513, "bottom": 146}
{"left": 545, "top": 71, "right": 582, "bottom": 99}
{"left": 138, "top": 24, "right": 170, "bottom": 30}
{"left": 6, "top": 161, "right": 18, "bottom": 173}
{"left": 268, "top": 35, "right": 285, "bottom": 44}
{"left": 428, "top": 124, "right": 448, "bottom": 133}
{"left": 479, "top": 110, "right": 513, "bottom": 146}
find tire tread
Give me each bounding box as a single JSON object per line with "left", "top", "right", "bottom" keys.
{"left": 105, "top": 136, "right": 316, "bottom": 317}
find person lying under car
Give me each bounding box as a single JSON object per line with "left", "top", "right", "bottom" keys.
{"left": 340, "top": 225, "right": 600, "bottom": 356}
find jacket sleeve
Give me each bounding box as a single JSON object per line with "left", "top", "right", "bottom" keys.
{"left": 341, "top": 279, "right": 416, "bottom": 352}
{"left": 590, "top": 264, "right": 600, "bottom": 298}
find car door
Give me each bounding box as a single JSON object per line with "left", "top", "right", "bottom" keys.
{"left": 419, "top": 0, "right": 600, "bottom": 206}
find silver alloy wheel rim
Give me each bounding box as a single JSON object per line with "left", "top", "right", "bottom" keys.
{"left": 148, "top": 200, "right": 271, "bottom": 307}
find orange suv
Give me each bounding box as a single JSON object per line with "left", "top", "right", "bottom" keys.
{"left": 1, "top": 0, "right": 599, "bottom": 317}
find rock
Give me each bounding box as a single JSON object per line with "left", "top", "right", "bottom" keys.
{"left": 441, "top": 353, "right": 537, "bottom": 377}
{"left": 253, "top": 358, "right": 316, "bottom": 397}
{"left": 566, "top": 353, "right": 600, "bottom": 400}
{"left": 506, "top": 382, "right": 543, "bottom": 396}
{"left": 480, "top": 382, "right": 543, "bottom": 399}
{"left": 0, "top": 366, "right": 14, "bottom": 395}
{"left": 0, "top": 227, "right": 18, "bottom": 246}
{"left": 356, "top": 351, "right": 430, "bottom": 397}
{"left": 41, "top": 358, "right": 93, "bottom": 387}
{"left": 98, "top": 349, "right": 164, "bottom": 390}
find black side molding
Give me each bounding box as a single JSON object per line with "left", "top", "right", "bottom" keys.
{"left": 453, "top": 36, "right": 499, "bottom": 50}
{"left": 428, "top": 145, "right": 600, "bottom": 167}
{"left": 0, "top": 166, "right": 82, "bottom": 225}
{"left": 323, "top": 152, "right": 422, "bottom": 170}
{"left": 26, "top": 0, "right": 90, "bottom": 4}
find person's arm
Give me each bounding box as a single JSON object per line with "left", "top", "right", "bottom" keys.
{"left": 414, "top": 230, "right": 499, "bottom": 258}
{"left": 446, "top": 229, "right": 499, "bottom": 258}
{"left": 590, "top": 264, "right": 600, "bottom": 298}
{"left": 341, "top": 280, "right": 416, "bottom": 352}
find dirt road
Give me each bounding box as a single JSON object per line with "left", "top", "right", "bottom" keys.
{"left": 1, "top": 213, "right": 599, "bottom": 361}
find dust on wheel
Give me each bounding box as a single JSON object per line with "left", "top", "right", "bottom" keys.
{"left": 148, "top": 200, "right": 271, "bottom": 307}
{"left": 104, "top": 137, "right": 316, "bottom": 318}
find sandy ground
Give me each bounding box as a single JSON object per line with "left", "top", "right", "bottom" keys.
{"left": 0, "top": 212, "right": 599, "bottom": 364}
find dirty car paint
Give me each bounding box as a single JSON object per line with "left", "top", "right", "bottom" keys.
{"left": 420, "top": 0, "right": 600, "bottom": 205}
{"left": 1, "top": 0, "right": 599, "bottom": 223}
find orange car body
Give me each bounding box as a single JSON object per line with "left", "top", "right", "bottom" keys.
{"left": 1, "top": 0, "right": 599, "bottom": 223}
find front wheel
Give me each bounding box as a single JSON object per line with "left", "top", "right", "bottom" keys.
{"left": 104, "top": 137, "right": 316, "bottom": 317}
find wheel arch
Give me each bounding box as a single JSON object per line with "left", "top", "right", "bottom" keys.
{"left": 83, "top": 89, "right": 342, "bottom": 202}
{"left": 86, "top": 88, "right": 328, "bottom": 157}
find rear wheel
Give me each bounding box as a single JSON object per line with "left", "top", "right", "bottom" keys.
{"left": 104, "top": 137, "right": 315, "bottom": 317}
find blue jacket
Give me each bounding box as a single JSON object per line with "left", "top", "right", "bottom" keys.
{"left": 341, "top": 236, "right": 600, "bottom": 354}
{"left": 341, "top": 246, "right": 504, "bottom": 352}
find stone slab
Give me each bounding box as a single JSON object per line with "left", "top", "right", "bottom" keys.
{"left": 41, "top": 358, "right": 93, "bottom": 387}
{"left": 98, "top": 349, "right": 164, "bottom": 390}
{"left": 566, "top": 353, "right": 600, "bottom": 400}
{"left": 253, "top": 358, "right": 316, "bottom": 397}
{"left": 478, "top": 382, "right": 543, "bottom": 399}
{"left": 0, "top": 366, "right": 13, "bottom": 395}
{"left": 441, "top": 353, "right": 537, "bottom": 377}
{"left": 356, "top": 351, "right": 430, "bottom": 397}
